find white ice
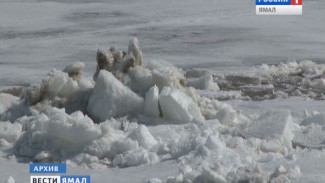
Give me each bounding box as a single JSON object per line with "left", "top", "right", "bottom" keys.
{"left": 159, "top": 87, "right": 203, "bottom": 123}
{"left": 144, "top": 85, "right": 160, "bottom": 118}
{"left": 87, "top": 70, "right": 144, "bottom": 122}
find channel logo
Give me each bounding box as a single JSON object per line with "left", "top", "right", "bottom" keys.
{"left": 30, "top": 176, "right": 60, "bottom": 183}
{"left": 30, "top": 176, "right": 90, "bottom": 183}
{"left": 256, "top": 0, "right": 302, "bottom": 15}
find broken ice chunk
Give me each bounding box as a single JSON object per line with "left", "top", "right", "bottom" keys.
{"left": 144, "top": 85, "right": 160, "bottom": 118}
{"left": 46, "top": 71, "right": 70, "bottom": 98}
{"left": 225, "top": 75, "right": 261, "bottom": 86}
{"left": 128, "top": 125, "right": 158, "bottom": 149}
{"left": 152, "top": 69, "right": 184, "bottom": 90}
{"left": 125, "top": 66, "right": 153, "bottom": 96}
{"left": 96, "top": 49, "right": 115, "bottom": 71}
{"left": 239, "top": 84, "right": 274, "bottom": 99}
{"left": 146, "top": 178, "right": 162, "bottom": 183}
{"left": 159, "top": 87, "right": 204, "bottom": 123}
{"left": 0, "top": 93, "right": 19, "bottom": 114}
{"left": 0, "top": 121, "right": 22, "bottom": 143}
{"left": 292, "top": 125, "right": 325, "bottom": 148}
{"left": 128, "top": 37, "right": 143, "bottom": 66}
{"left": 63, "top": 61, "right": 85, "bottom": 81}
{"left": 260, "top": 140, "right": 287, "bottom": 154}
{"left": 196, "top": 90, "right": 242, "bottom": 101}
{"left": 243, "top": 110, "right": 294, "bottom": 149}
{"left": 186, "top": 75, "right": 220, "bottom": 91}
{"left": 301, "top": 113, "right": 325, "bottom": 126}
{"left": 5, "top": 176, "right": 15, "bottom": 183}
{"left": 114, "top": 148, "right": 158, "bottom": 167}
{"left": 87, "top": 70, "right": 144, "bottom": 122}
{"left": 269, "top": 165, "right": 301, "bottom": 183}
{"left": 185, "top": 68, "right": 211, "bottom": 78}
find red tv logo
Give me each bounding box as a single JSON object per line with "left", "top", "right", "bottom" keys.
{"left": 291, "top": 0, "right": 302, "bottom": 5}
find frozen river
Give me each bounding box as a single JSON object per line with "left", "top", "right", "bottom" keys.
{"left": 0, "top": 0, "right": 324, "bottom": 88}
{"left": 0, "top": 1, "right": 325, "bottom": 182}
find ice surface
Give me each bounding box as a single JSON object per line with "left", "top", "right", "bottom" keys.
{"left": 196, "top": 90, "right": 242, "bottom": 101}
{"left": 196, "top": 96, "right": 243, "bottom": 124}
{"left": 46, "top": 71, "right": 71, "bottom": 98}
{"left": 243, "top": 110, "right": 294, "bottom": 148}
{"left": 144, "top": 85, "right": 160, "bottom": 118}
{"left": 0, "top": 0, "right": 324, "bottom": 179}
{"left": 23, "top": 69, "right": 86, "bottom": 105}
{"left": 209, "top": 61, "right": 325, "bottom": 100}
{"left": 292, "top": 125, "right": 325, "bottom": 148}
{"left": 151, "top": 65, "right": 185, "bottom": 91}
{"left": 185, "top": 69, "right": 211, "bottom": 79}
{"left": 123, "top": 148, "right": 158, "bottom": 167}
{"left": 301, "top": 113, "right": 325, "bottom": 126}
{"left": 14, "top": 108, "right": 101, "bottom": 160}
{"left": 63, "top": 61, "right": 85, "bottom": 81}
{"left": 146, "top": 178, "right": 162, "bottom": 183}
{"left": 0, "top": 93, "right": 19, "bottom": 114}
{"left": 84, "top": 127, "right": 126, "bottom": 159}
{"left": 58, "top": 77, "right": 79, "bottom": 98}
{"left": 159, "top": 87, "right": 203, "bottom": 123}
{"left": 0, "top": 121, "right": 22, "bottom": 144}
{"left": 5, "top": 176, "right": 15, "bottom": 183}
{"left": 269, "top": 165, "right": 301, "bottom": 183}
{"left": 186, "top": 75, "right": 220, "bottom": 91}
{"left": 230, "top": 166, "right": 266, "bottom": 183}
{"left": 64, "top": 89, "right": 92, "bottom": 114}
{"left": 0, "top": 90, "right": 323, "bottom": 183}
{"left": 260, "top": 140, "right": 287, "bottom": 154}
{"left": 125, "top": 66, "right": 153, "bottom": 96}
{"left": 0, "top": 48, "right": 324, "bottom": 183}
{"left": 255, "top": 61, "right": 325, "bottom": 99}
{"left": 128, "top": 37, "right": 143, "bottom": 66}
{"left": 225, "top": 75, "right": 261, "bottom": 86}
{"left": 87, "top": 70, "right": 144, "bottom": 122}
{"left": 239, "top": 84, "right": 274, "bottom": 100}
{"left": 128, "top": 125, "right": 157, "bottom": 149}
{"left": 0, "top": 101, "right": 30, "bottom": 122}
{"left": 0, "top": 0, "right": 324, "bottom": 88}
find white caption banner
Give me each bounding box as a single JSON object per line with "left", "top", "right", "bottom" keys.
{"left": 256, "top": 5, "right": 302, "bottom": 15}
{"left": 30, "top": 176, "right": 61, "bottom": 183}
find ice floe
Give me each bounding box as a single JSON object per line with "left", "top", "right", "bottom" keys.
{"left": 159, "top": 87, "right": 204, "bottom": 123}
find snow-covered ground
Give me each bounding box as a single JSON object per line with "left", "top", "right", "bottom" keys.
{"left": 0, "top": 0, "right": 325, "bottom": 182}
